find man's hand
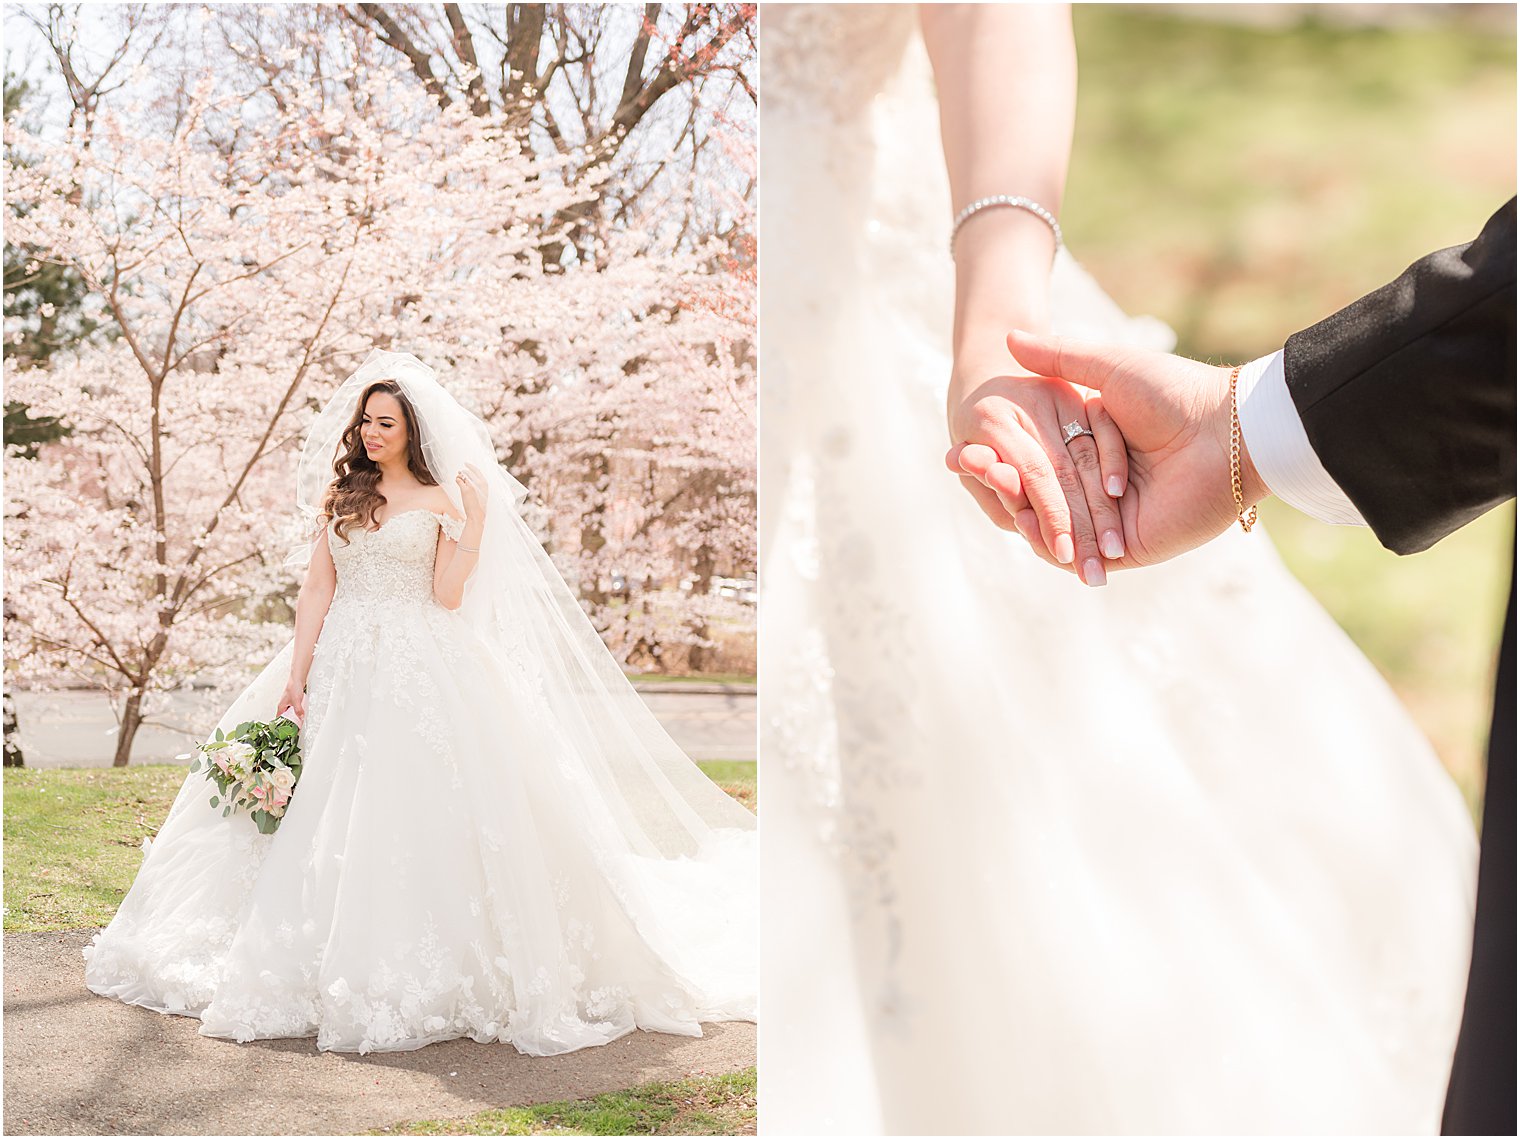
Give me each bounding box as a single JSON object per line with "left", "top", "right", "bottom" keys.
{"left": 990, "top": 330, "right": 1268, "bottom": 568}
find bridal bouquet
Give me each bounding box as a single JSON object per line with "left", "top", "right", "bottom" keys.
{"left": 188, "top": 715, "right": 303, "bottom": 835}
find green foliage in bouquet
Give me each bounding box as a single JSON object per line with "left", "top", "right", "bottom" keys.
{"left": 188, "top": 716, "right": 303, "bottom": 835}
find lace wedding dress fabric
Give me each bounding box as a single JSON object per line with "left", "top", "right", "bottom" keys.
{"left": 760, "top": 6, "right": 1476, "bottom": 1134}
{"left": 85, "top": 469, "right": 754, "bottom": 1054}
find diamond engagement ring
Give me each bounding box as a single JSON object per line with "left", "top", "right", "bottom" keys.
{"left": 1061, "top": 420, "right": 1095, "bottom": 446}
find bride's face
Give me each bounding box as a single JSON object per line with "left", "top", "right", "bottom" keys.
{"left": 360, "top": 391, "right": 408, "bottom": 466}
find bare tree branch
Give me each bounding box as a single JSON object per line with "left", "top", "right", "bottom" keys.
{"left": 350, "top": 3, "right": 453, "bottom": 108}
{"left": 442, "top": 3, "right": 490, "bottom": 116}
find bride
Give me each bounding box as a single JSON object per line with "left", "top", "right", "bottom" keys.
{"left": 761, "top": 5, "right": 1475, "bottom": 1133}
{"left": 84, "top": 349, "right": 756, "bottom": 1056}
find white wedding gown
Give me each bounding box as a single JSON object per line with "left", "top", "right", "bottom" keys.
{"left": 760, "top": 6, "right": 1477, "bottom": 1134}
{"left": 85, "top": 507, "right": 755, "bottom": 1055}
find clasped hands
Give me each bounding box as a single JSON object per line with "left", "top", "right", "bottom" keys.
{"left": 945, "top": 330, "right": 1270, "bottom": 583}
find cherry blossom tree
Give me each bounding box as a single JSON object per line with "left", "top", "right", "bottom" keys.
{"left": 5, "top": 5, "right": 755, "bottom": 764}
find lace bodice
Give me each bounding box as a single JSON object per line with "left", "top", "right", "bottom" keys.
{"left": 307, "top": 507, "right": 468, "bottom": 748}
{"left": 762, "top": 5, "right": 917, "bottom": 120}
{"left": 328, "top": 509, "right": 464, "bottom": 609}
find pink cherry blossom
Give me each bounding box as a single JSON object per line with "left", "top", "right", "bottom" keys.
{"left": 4, "top": 7, "right": 755, "bottom": 765}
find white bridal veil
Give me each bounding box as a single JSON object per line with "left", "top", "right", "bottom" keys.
{"left": 289, "top": 348, "right": 757, "bottom": 859}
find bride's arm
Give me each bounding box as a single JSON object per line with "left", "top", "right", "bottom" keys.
{"left": 923, "top": 5, "right": 1127, "bottom": 584}
{"left": 433, "top": 464, "right": 488, "bottom": 611}
{"left": 432, "top": 523, "right": 479, "bottom": 611}
{"left": 279, "top": 527, "right": 336, "bottom": 720}
{"left": 921, "top": 3, "right": 1075, "bottom": 352}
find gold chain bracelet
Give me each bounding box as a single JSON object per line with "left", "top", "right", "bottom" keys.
{"left": 1228, "top": 364, "right": 1257, "bottom": 533}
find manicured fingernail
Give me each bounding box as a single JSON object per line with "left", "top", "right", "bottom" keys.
{"left": 1053, "top": 533, "right": 1075, "bottom": 565}
{"left": 1083, "top": 557, "right": 1107, "bottom": 587}
{"left": 1107, "top": 476, "right": 1123, "bottom": 497}
{"left": 1101, "top": 529, "right": 1124, "bottom": 560}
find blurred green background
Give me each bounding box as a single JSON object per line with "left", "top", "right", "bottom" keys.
{"left": 1066, "top": 3, "right": 1516, "bottom": 811}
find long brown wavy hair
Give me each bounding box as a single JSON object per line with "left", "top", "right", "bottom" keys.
{"left": 321, "top": 380, "right": 437, "bottom": 542}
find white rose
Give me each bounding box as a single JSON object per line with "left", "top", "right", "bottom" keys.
{"left": 266, "top": 764, "right": 296, "bottom": 793}
{"left": 224, "top": 740, "right": 257, "bottom": 775}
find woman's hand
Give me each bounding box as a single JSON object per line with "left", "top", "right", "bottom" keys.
{"left": 277, "top": 677, "right": 307, "bottom": 723}
{"left": 456, "top": 463, "right": 489, "bottom": 524}
{"left": 946, "top": 358, "right": 1129, "bottom": 586}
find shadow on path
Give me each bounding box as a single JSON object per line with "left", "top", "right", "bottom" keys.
{"left": 4, "top": 930, "right": 756, "bottom": 1136}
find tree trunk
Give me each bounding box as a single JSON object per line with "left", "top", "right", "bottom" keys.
{"left": 3, "top": 690, "right": 23, "bottom": 768}
{"left": 113, "top": 688, "right": 144, "bottom": 768}
{"left": 686, "top": 540, "right": 715, "bottom": 674}
{"left": 580, "top": 448, "right": 611, "bottom": 613}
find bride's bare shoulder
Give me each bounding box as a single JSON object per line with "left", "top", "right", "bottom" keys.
{"left": 422, "top": 486, "right": 464, "bottom": 523}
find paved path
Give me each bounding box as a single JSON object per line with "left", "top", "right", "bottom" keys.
{"left": 4, "top": 930, "right": 756, "bottom": 1136}
{"left": 10, "top": 685, "right": 756, "bottom": 768}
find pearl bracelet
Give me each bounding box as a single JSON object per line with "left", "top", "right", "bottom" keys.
{"left": 949, "top": 194, "right": 1064, "bottom": 259}
{"left": 456, "top": 543, "right": 480, "bottom": 554}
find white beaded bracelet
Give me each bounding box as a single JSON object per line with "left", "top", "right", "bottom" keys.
{"left": 949, "top": 194, "right": 1064, "bottom": 259}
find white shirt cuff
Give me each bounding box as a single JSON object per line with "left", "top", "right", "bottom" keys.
{"left": 1237, "top": 351, "right": 1368, "bottom": 527}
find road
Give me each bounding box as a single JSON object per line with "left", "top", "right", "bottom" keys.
{"left": 4, "top": 929, "right": 755, "bottom": 1137}
{"left": 9, "top": 684, "right": 755, "bottom": 768}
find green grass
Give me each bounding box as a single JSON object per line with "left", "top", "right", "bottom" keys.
{"left": 3, "top": 764, "right": 183, "bottom": 933}
{"left": 4, "top": 761, "right": 756, "bottom": 933}
{"left": 1069, "top": 7, "right": 1517, "bottom": 361}
{"left": 697, "top": 760, "right": 757, "bottom": 812}
{"left": 371, "top": 1068, "right": 756, "bottom": 1136}
{"left": 1070, "top": 6, "right": 1516, "bottom": 797}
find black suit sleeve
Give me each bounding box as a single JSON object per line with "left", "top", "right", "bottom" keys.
{"left": 1283, "top": 198, "right": 1516, "bottom": 555}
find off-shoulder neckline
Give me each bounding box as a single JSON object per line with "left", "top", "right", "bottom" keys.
{"left": 362, "top": 507, "right": 455, "bottom": 534}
